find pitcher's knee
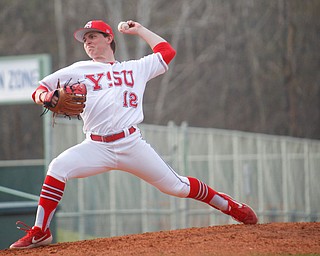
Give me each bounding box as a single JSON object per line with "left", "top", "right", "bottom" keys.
{"left": 47, "top": 158, "right": 69, "bottom": 183}
{"left": 156, "top": 177, "right": 190, "bottom": 198}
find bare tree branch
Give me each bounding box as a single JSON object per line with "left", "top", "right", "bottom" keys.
{"left": 54, "top": 0, "right": 67, "bottom": 67}
{"left": 153, "top": 0, "right": 196, "bottom": 124}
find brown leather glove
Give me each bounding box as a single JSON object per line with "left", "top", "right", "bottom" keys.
{"left": 43, "top": 80, "right": 87, "bottom": 117}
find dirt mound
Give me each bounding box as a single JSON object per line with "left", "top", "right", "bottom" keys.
{"left": 1, "top": 222, "right": 319, "bottom": 256}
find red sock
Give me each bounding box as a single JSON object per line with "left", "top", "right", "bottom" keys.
{"left": 187, "top": 177, "right": 218, "bottom": 204}
{"left": 35, "top": 175, "right": 65, "bottom": 231}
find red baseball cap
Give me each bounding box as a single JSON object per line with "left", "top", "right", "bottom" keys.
{"left": 74, "top": 20, "right": 114, "bottom": 42}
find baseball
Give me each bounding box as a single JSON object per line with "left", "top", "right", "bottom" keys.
{"left": 118, "top": 21, "right": 129, "bottom": 31}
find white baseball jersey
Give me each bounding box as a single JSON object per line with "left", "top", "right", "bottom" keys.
{"left": 40, "top": 52, "right": 167, "bottom": 135}
{"left": 43, "top": 51, "right": 190, "bottom": 199}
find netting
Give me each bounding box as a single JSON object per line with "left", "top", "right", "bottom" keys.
{"left": 48, "top": 119, "right": 320, "bottom": 242}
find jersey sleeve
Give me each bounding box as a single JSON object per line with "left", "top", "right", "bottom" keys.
{"left": 129, "top": 52, "right": 169, "bottom": 84}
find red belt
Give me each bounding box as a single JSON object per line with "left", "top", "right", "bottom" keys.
{"left": 90, "top": 126, "right": 136, "bottom": 143}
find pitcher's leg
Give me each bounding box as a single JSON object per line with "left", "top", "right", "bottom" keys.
{"left": 116, "top": 137, "right": 190, "bottom": 197}
{"left": 151, "top": 170, "right": 257, "bottom": 225}
{"left": 119, "top": 137, "right": 257, "bottom": 225}
{"left": 10, "top": 140, "right": 115, "bottom": 249}
{"left": 9, "top": 175, "right": 63, "bottom": 249}
{"left": 187, "top": 176, "right": 228, "bottom": 211}
{"left": 47, "top": 139, "right": 116, "bottom": 181}
{"left": 187, "top": 177, "right": 258, "bottom": 224}
{"left": 118, "top": 137, "right": 225, "bottom": 205}
{"left": 34, "top": 175, "right": 65, "bottom": 231}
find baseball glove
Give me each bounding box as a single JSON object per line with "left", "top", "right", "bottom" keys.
{"left": 42, "top": 79, "right": 87, "bottom": 118}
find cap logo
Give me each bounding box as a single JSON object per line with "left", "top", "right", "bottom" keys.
{"left": 84, "top": 21, "right": 93, "bottom": 28}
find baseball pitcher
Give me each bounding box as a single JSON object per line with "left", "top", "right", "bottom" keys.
{"left": 10, "top": 19, "right": 257, "bottom": 249}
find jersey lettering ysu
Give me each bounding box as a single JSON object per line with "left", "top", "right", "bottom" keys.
{"left": 39, "top": 52, "right": 168, "bottom": 135}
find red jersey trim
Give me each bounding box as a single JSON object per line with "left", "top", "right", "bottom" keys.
{"left": 32, "top": 85, "right": 48, "bottom": 102}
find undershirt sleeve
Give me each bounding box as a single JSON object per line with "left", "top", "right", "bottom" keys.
{"left": 152, "top": 42, "right": 176, "bottom": 65}
{"left": 31, "top": 85, "right": 48, "bottom": 102}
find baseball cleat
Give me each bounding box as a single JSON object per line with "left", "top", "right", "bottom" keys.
{"left": 9, "top": 221, "right": 52, "bottom": 249}
{"left": 219, "top": 193, "right": 258, "bottom": 225}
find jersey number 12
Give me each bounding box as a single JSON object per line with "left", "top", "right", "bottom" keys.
{"left": 123, "top": 91, "right": 138, "bottom": 108}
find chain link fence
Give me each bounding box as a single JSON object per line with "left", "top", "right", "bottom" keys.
{"left": 45, "top": 118, "right": 320, "bottom": 242}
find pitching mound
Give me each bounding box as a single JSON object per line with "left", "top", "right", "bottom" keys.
{"left": 1, "top": 222, "right": 319, "bottom": 256}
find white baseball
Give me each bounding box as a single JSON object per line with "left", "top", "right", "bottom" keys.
{"left": 118, "top": 21, "right": 129, "bottom": 31}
